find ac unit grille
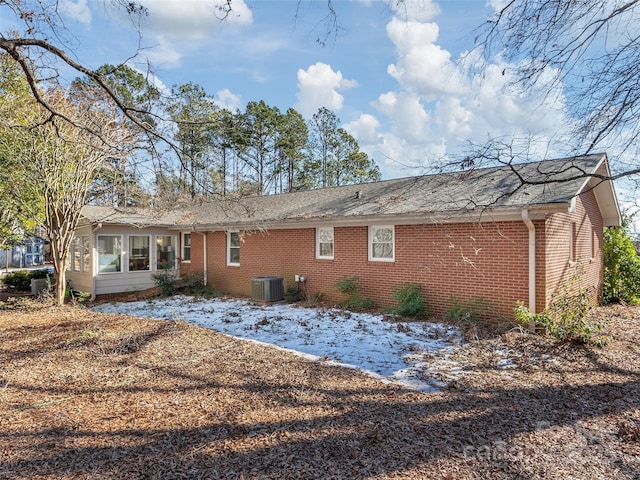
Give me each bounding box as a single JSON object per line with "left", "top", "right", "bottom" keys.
{"left": 251, "top": 277, "right": 284, "bottom": 302}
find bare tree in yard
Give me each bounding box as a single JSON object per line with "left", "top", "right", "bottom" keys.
{"left": 0, "top": 1, "right": 161, "bottom": 304}
{"left": 476, "top": 0, "right": 640, "bottom": 181}
{"left": 7, "top": 88, "right": 134, "bottom": 305}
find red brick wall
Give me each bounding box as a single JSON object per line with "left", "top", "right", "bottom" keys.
{"left": 543, "top": 190, "right": 603, "bottom": 308}
{"left": 181, "top": 221, "right": 536, "bottom": 320}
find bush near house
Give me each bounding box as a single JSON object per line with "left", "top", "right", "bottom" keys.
{"left": 604, "top": 223, "right": 640, "bottom": 304}
{"left": 335, "top": 276, "right": 374, "bottom": 311}
{"left": 515, "top": 270, "right": 604, "bottom": 345}
{"left": 390, "top": 283, "right": 427, "bottom": 318}
{"left": 1, "top": 269, "right": 52, "bottom": 291}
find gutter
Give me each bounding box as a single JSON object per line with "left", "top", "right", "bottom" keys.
{"left": 178, "top": 204, "right": 568, "bottom": 233}
{"left": 521, "top": 210, "right": 536, "bottom": 332}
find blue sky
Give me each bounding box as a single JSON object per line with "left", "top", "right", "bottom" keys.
{"left": 21, "top": 1, "right": 584, "bottom": 181}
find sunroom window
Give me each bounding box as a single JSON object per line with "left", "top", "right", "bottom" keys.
{"left": 156, "top": 236, "right": 177, "bottom": 270}
{"left": 97, "top": 235, "right": 122, "bottom": 273}
{"left": 129, "top": 235, "right": 150, "bottom": 271}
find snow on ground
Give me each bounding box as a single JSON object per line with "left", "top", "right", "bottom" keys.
{"left": 93, "top": 295, "right": 464, "bottom": 392}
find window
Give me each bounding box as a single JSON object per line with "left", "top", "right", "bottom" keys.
{"left": 369, "top": 226, "right": 394, "bottom": 262}
{"left": 129, "top": 235, "right": 150, "bottom": 271}
{"left": 97, "top": 235, "right": 122, "bottom": 273}
{"left": 156, "top": 236, "right": 177, "bottom": 270}
{"left": 590, "top": 227, "right": 596, "bottom": 259}
{"left": 227, "top": 231, "right": 240, "bottom": 266}
{"left": 69, "top": 235, "right": 90, "bottom": 272}
{"left": 82, "top": 235, "right": 90, "bottom": 272}
{"left": 316, "top": 227, "right": 334, "bottom": 259}
{"left": 182, "top": 233, "right": 191, "bottom": 262}
{"left": 68, "top": 237, "right": 79, "bottom": 272}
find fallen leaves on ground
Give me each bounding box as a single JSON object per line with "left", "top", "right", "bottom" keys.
{"left": 0, "top": 301, "right": 639, "bottom": 479}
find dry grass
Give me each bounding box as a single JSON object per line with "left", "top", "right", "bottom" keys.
{"left": 1, "top": 299, "right": 639, "bottom": 479}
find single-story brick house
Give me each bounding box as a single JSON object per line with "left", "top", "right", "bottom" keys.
{"left": 69, "top": 153, "right": 620, "bottom": 319}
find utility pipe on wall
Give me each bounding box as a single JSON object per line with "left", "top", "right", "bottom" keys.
{"left": 195, "top": 231, "right": 208, "bottom": 286}
{"left": 521, "top": 210, "right": 536, "bottom": 332}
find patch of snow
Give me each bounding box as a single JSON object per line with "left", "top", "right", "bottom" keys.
{"left": 93, "top": 295, "right": 465, "bottom": 392}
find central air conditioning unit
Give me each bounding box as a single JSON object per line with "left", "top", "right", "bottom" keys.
{"left": 251, "top": 276, "right": 284, "bottom": 302}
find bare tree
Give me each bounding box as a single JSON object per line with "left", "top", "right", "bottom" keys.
{"left": 5, "top": 86, "right": 135, "bottom": 305}
{"left": 477, "top": 0, "right": 640, "bottom": 171}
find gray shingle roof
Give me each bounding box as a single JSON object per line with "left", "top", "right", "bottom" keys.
{"left": 81, "top": 153, "right": 620, "bottom": 229}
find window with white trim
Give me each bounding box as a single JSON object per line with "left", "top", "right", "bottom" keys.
{"left": 369, "top": 225, "right": 394, "bottom": 262}
{"left": 227, "top": 231, "right": 240, "bottom": 266}
{"left": 156, "top": 235, "right": 177, "bottom": 270}
{"left": 128, "top": 235, "right": 150, "bottom": 271}
{"left": 182, "top": 233, "right": 191, "bottom": 262}
{"left": 68, "top": 236, "right": 80, "bottom": 272}
{"left": 316, "top": 227, "right": 334, "bottom": 259}
{"left": 70, "top": 235, "right": 90, "bottom": 272}
{"left": 82, "top": 235, "right": 90, "bottom": 272}
{"left": 97, "top": 235, "right": 122, "bottom": 273}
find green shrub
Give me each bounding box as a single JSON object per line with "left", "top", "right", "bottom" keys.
{"left": 345, "top": 293, "right": 375, "bottom": 311}
{"left": 335, "top": 276, "right": 374, "bottom": 311}
{"left": 181, "top": 271, "right": 205, "bottom": 293}
{"left": 152, "top": 268, "right": 179, "bottom": 297}
{"left": 2, "top": 270, "right": 33, "bottom": 290}
{"left": 2, "top": 269, "right": 54, "bottom": 291}
{"left": 335, "top": 276, "right": 360, "bottom": 296}
{"left": 284, "top": 285, "right": 306, "bottom": 303}
{"left": 515, "top": 271, "right": 605, "bottom": 345}
{"left": 443, "top": 297, "right": 488, "bottom": 323}
{"left": 391, "top": 283, "right": 427, "bottom": 318}
{"left": 603, "top": 222, "right": 640, "bottom": 304}
{"left": 30, "top": 269, "right": 52, "bottom": 280}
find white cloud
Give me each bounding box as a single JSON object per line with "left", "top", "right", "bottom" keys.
{"left": 138, "top": 0, "right": 252, "bottom": 39}
{"left": 386, "top": 17, "right": 465, "bottom": 98}
{"left": 375, "top": 91, "right": 431, "bottom": 143}
{"left": 347, "top": 1, "right": 576, "bottom": 179}
{"left": 295, "top": 62, "right": 357, "bottom": 118}
{"left": 344, "top": 114, "right": 381, "bottom": 145}
{"left": 142, "top": 35, "right": 184, "bottom": 68}
{"left": 215, "top": 88, "right": 242, "bottom": 112}
{"left": 59, "top": 0, "right": 91, "bottom": 24}
{"left": 388, "top": 0, "right": 441, "bottom": 22}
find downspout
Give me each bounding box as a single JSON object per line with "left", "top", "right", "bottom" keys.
{"left": 90, "top": 223, "right": 102, "bottom": 301}
{"left": 194, "top": 231, "right": 208, "bottom": 286}
{"left": 202, "top": 232, "right": 208, "bottom": 286}
{"left": 521, "top": 210, "right": 536, "bottom": 332}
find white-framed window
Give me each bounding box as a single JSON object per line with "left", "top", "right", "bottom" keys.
{"left": 97, "top": 235, "right": 123, "bottom": 273}
{"left": 182, "top": 232, "right": 191, "bottom": 263}
{"left": 590, "top": 227, "right": 596, "bottom": 259}
{"left": 156, "top": 235, "right": 177, "bottom": 270}
{"left": 316, "top": 227, "right": 334, "bottom": 259}
{"left": 68, "top": 236, "right": 80, "bottom": 272}
{"left": 128, "top": 235, "right": 150, "bottom": 271}
{"left": 369, "top": 225, "right": 394, "bottom": 262}
{"left": 227, "top": 231, "right": 240, "bottom": 266}
{"left": 82, "top": 235, "right": 90, "bottom": 272}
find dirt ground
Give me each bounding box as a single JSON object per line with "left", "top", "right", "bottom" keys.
{"left": 0, "top": 298, "right": 638, "bottom": 479}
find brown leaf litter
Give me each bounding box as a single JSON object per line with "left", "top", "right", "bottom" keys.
{"left": 0, "top": 300, "right": 639, "bottom": 479}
